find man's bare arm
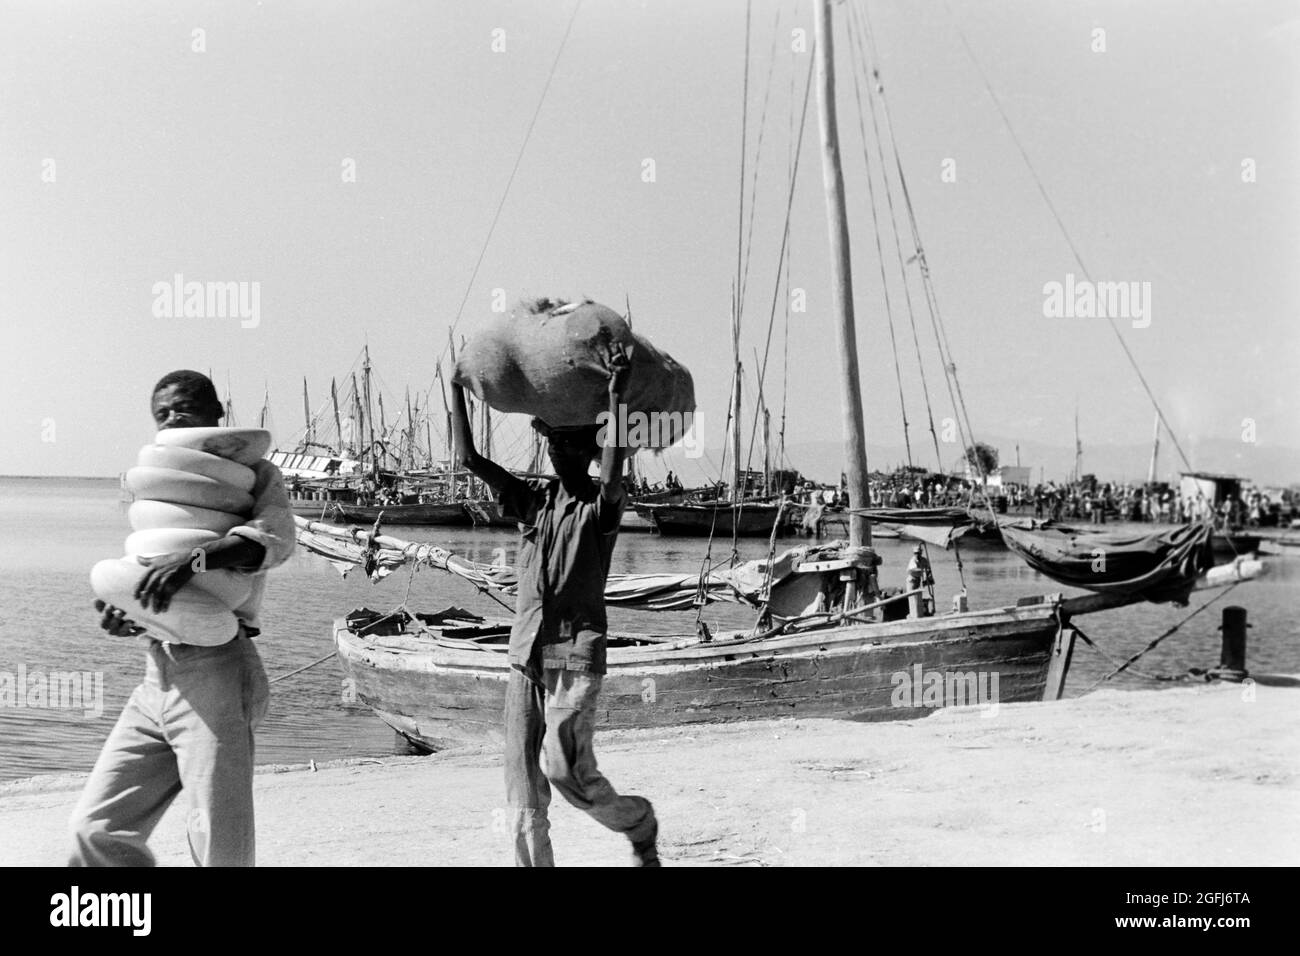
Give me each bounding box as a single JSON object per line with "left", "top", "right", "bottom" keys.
{"left": 599, "top": 348, "right": 632, "bottom": 505}
{"left": 130, "top": 535, "right": 266, "bottom": 614}
{"left": 451, "top": 383, "right": 516, "bottom": 497}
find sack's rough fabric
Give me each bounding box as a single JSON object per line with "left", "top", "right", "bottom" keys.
{"left": 452, "top": 299, "right": 696, "bottom": 448}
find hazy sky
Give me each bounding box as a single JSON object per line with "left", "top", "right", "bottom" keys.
{"left": 2, "top": 0, "right": 1297, "bottom": 481}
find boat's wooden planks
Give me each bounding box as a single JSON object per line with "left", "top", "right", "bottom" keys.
{"left": 336, "top": 612, "right": 1061, "bottom": 747}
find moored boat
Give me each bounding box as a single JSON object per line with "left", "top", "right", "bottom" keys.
{"left": 334, "top": 596, "right": 1075, "bottom": 751}
{"left": 296, "top": 494, "right": 473, "bottom": 526}
{"left": 637, "top": 499, "right": 803, "bottom": 537}
{"left": 302, "top": 513, "right": 1263, "bottom": 753}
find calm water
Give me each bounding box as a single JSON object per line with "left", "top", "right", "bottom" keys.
{"left": 1, "top": 476, "right": 1297, "bottom": 784}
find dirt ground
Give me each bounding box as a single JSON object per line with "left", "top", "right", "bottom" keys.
{"left": 3, "top": 676, "right": 1297, "bottom": 867}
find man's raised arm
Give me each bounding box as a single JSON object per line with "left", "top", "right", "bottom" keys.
{"left": 451, "top": 383, "right": 517, "bottom": 497}
{"left": 599, "top": 348, "right": 632, "bottom": 507}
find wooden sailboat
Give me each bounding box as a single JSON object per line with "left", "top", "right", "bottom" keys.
{"left": 319, "top": 2, "right": 1264, "bottom": 751}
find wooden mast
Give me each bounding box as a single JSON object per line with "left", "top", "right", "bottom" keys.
{"left": 362, "top": 347, "right": 377, "bottom": 478}
{"left": 434, "top": 363, "right": 454, "bottom": 495}
{"left": 351, "top": 373, "right": 363, "bottom": 466}
{"left": 1147, "top": 411, "right": 1160, "bottom": 485}
{"left": 302, "top": 378, "right": 312, "bottom": 446}
{"left": 1074, "top": 405, "right": 1082, "bottom": 483}
{"left": 813, "top": 0, "right": 870, "bottom": 549}
{"left": 330, "top": 378, "right": 342, "bottom": 456}
{"left": 405, "top": 387, "right": 415, "bottom": 472}
{"left": 730, "top": 294, "right": 743, "bottom": 503}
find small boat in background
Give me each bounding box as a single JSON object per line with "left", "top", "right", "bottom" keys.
{"left": 637, "top": 498, "right": 804, "bottom": 537}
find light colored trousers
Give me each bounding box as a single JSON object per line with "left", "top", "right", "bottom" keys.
{"left": 505, "top": 667, "right": 655, "bottom": 867}
{"left": 68, "top": 635, "right": 269, "bottom": 867}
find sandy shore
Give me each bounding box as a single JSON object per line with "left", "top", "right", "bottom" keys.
{"left": 3, "top": 677, "right": 1297, "bottom": 867}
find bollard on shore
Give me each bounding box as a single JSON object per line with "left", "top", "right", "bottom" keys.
{"left": 1209, "top": 605, "right": 1250, "bottom": 682}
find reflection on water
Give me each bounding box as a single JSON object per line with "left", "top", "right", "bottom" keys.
{"left": 1, "top": 477, "right": 1296, "bottom": 783}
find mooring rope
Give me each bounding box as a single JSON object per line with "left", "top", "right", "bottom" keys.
{"left": 1082, "top": 582, "right": 1241, "bottom": 692}
{"left": 268, "top": 650, "right": 338, "bottom": 686}
{"left": 436, "top": 0, "right": 584, "bottom": 368}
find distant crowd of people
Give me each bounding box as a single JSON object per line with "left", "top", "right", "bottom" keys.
{"left": 1025, "top": 481, "right": 1284, "bottom": 529}
{"left": 791, "top": 475, "right": 974, "bottom": 510}
{"left": 787, "top": 472, "right": 1292, "bottom": 531}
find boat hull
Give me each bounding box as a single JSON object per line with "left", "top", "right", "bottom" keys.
{"left": 291, "top": 498, "right": 473, "bottom": 526}
{"left": 335, "top": 601, "right": 1067, "bottom": 751}
{"left": 638, "top": 502, "right": 802, "bottom": 537}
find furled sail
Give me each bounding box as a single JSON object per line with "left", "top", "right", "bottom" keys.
{"left": 1000, "top": 521, "right": 1215, "bottom": 605}
{"left": 849, "top": 507, "right": 980, "bottom": 548}
{"left": 294, "top": 516, "right": 837, "bottom": 613}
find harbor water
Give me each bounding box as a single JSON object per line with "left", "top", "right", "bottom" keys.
{"left": 1, "top": 476, "right": 1296, "bottom": 784}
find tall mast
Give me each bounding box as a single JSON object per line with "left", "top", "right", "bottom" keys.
{"left": 624, "top": 306, "right": 637, "bottom": 486}
{"left": 730, "top": 291, "right": 744, "bottom": 503}
{"left": 351, "top": 372, "right": 363, "bottom": 463}
{"left": 223, "top": 373, "right": 236, "bottom": 426}
{"left": 405, "top": 387, "right": 415, "bottom": 472}
{"left": 1074, "top": 405, "right": 1082, "bottom": 483}
{"left": 1147, "top": 411, "right": 1160, "bottom": 485}
{"left": 813, "top": 0, "right": 870, "bottom": 548}
{"left": 363, "top": 345, "right": 377, "bottom": 478}
{"left": 303, "top": 378, "right": 312, "bottom": 446}
{"left": 763, "top": 405, "right": 771, "bottom": 495}
{"left": 435, "top": 363, "right": 453, "bottom": 493}
{"left": 330, "top": 378, "right": 342, "bottom": 457}
{"left": 446, "top": 331, "right": 465, "bottom": 495}
{"left": 732, "top": 0, "right": 749, "bottom": 505}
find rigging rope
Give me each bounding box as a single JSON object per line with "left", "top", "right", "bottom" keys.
{"left": 847, "top": 3, "right": 945, "bottom": 475}
{"left": 843, "top": 11, "right": 912, "bottom": 468}
{"left": 741, "top": 50, "right": 816, "bottom": 496}
{"left": 435, "top": 0, "right": 584, "bottom": 371}
{"left": 739, "top": 5, "right": 784, "bottom": 310}
{"left": 1083, "top": 582, "right": 1241, "bottom": 692}
{"left": 777, "top": 13, "right": 797, "bottom": 480}
{"left": 735, "top": 0, "right": 752, "bottom": 332}
{"left": 268, "top": 650, "right": 337, "bottom": 686}
{"left": 940, "top": 0, "right": 1194, "bottom": 473}
{"left": 855, "top": 3, "right": 993, "bottom": 533}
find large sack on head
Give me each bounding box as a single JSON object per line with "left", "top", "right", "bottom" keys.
{"left": 452, "top": 299, "right": 695, "bottom": 449}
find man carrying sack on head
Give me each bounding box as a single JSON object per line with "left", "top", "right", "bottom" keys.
{"left": 451, "top": 346, "right": 660, "bottom": 867}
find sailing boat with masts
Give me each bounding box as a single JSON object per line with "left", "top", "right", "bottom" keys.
{"left": 270, "top": 346, "right": 474, "bottom": 525}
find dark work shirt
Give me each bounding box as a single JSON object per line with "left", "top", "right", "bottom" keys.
{"left": 498, "top": 475, "right": 625, "bottom": 677}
